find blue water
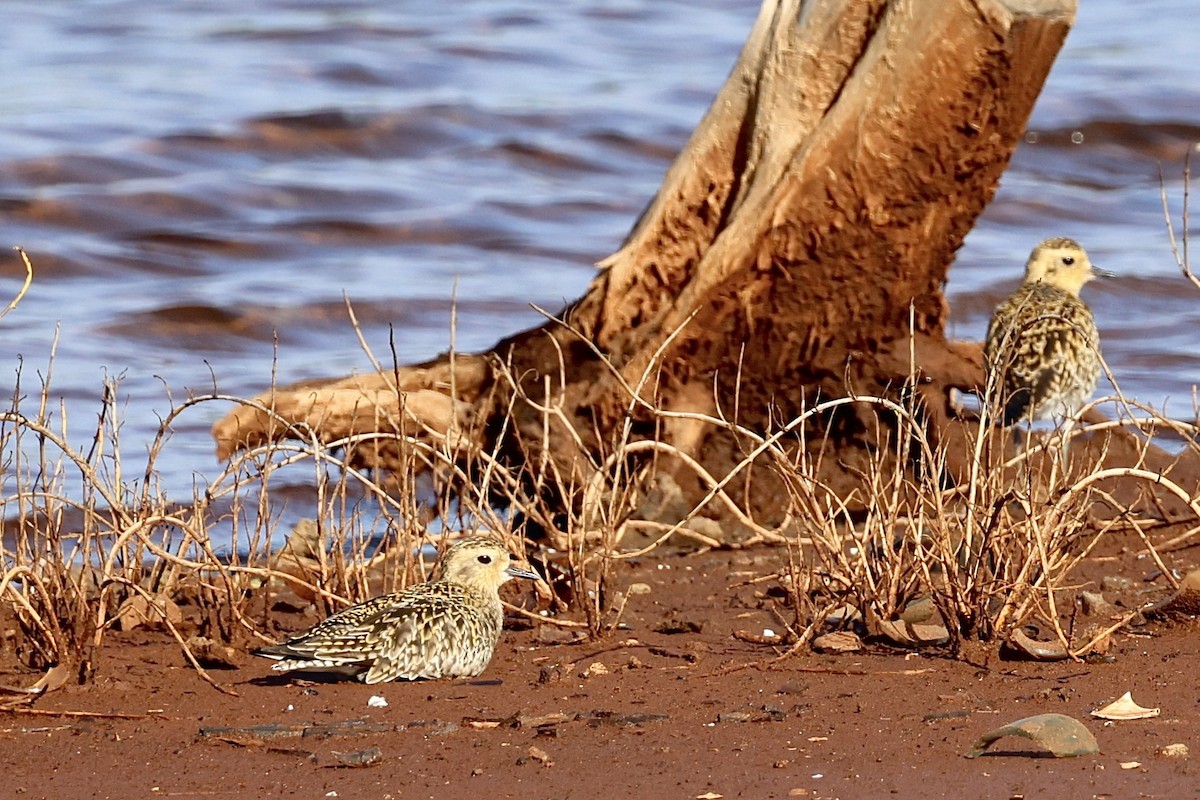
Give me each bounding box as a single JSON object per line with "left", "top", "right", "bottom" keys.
{"left": 2, "top": 0, "right": 1198, "bottom": 509}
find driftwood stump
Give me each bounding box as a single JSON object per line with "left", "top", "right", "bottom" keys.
{"left": 213, "top": 0, "right": 1078, "bottom": 538}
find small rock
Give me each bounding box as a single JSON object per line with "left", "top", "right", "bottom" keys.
{"left": 823, "top": 605, "right": 861, "bottom": 625}
{"left": 537, "top": 627, "right": 587, "bottom": 646}
{"left": 528, "top": 745, "right": 554, "bottom": 767}
{"left": 1178, "top": 569, "right": 1200, "bottom": 592}
{"left": 1006, "top": 629, "right": 1069, "bottom": 662}
{"left": 627, "top": 583, "right": 652, "bottom": 595}
{"left": 330, "top": 747, "right": 382, "bottom": 768}
{"left": 367, "top": 695, "right": 388, "bottom": 708}
{"left": 812, "top": 631, "right": 863, "bottom": 654}
{"left": 1032, "top": 686, "right": 1069, "bottom": 702}
{"left": 757, "top": 704, "right": 786, "bottom": 722}
{"left": 1144, "top": 568, "right": 1200, "bottom": 619}
{"left": 1077, "top": 623, "right": 1113, "bottom": 656}
{"left": 581, "top": 711, "right": 669, "bottom": 727}
{"left": 114, "top": 595, "right": 183, "bottom": 632}
{"left": 186, "top": 636, "right": 240, "bottom": 669}
{"left": 1079, "top": 591, "right": 1117, "bottom": 617}
{"left": 1161, "top": 743, "right": 1189, "bottom": 758}
{"left": 1101, "top": 575, "right": 1133, "bottom": 592}
{"left": 538, "top": 664, "right": 564, "bottom": 684}
{"left": 649, "top": 645, "right": 698, "bottom": 662}
{"left": 654, "top": 618, "right": 703, "bottom": 634}
{"left": 579, "top": 661, "right": 609, "bottom": 678}
{"left": 899, "top": 596, "right": 936, "bottom": 624}
{"left": 716, "top": 712, "right": 753, "bottom": 724}
{"left": 880, "top": 620, "right": 950, "bottom": 646}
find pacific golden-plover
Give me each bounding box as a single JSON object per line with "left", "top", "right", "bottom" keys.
{"left": 984, "top": 237, "right": 1112, "bottom": 426}
{"left": 253, "top": 536, "right": 540, "bottom": 683}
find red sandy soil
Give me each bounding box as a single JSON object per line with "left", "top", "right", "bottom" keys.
{"left": 3, "top": 545, "right": 1200, "bottom": 800}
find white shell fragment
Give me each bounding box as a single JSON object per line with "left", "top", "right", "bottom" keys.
{"left": 367, "top": 695, "right": 389, "bottom": 708}
{"left": 1090, "top": 691, "right": 1159, "bottom": 721}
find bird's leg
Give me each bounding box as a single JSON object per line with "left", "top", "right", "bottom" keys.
{"left": 1055, "top": 413, "right": 1077, "bottom": 476}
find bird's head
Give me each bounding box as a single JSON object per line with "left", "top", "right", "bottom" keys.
{"left": 1023, "top": 237, "right": 1113, "bottom": 295}
{"left": 436, "top": 536, "right": 540, "bottom": 589}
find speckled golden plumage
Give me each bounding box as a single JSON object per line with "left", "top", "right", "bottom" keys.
{"left": 984, "top": 237, "right": 1108, "bottom": 426}
{"left": 253, "top": 536, "right": 539, "bottom": 683}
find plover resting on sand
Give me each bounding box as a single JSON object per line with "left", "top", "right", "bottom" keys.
{"left": 253, "top": 536, "right": 539, "bottom": 683}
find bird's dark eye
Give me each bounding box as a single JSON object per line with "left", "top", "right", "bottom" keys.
{"left": 477, "top": 554, "right": 492, "bottom": 565}
{"left": 1062, "top": 256, "right": 1074, "bottom": 265}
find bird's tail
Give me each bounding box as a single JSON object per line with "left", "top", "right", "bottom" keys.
{"left": 250, "top": 644, "right": 291, "bottom": 661}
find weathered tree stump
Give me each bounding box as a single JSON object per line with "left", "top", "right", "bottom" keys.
{"left": 213, "top": 0, "right": 1078, "bottom": 537}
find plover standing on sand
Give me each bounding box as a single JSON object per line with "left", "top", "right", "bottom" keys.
{"left": 253, "top": 536, "right": 540, "bottom": 683}
{"left": 984, "top": 237, "right": 1112, "bottom": 426}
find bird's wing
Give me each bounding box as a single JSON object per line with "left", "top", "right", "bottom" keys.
{"left": 1029, "top": 307, "right": 1096, "bottom": 364}
{"left": 259, "top": 591, "right": 409, "bottom": 664}
{"left": 361, "top": 589, "right": 479, "bottom": 683}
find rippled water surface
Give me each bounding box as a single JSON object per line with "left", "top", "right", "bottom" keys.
{"left": 3, "top": 0, "right": 1200, "bottom": 499}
